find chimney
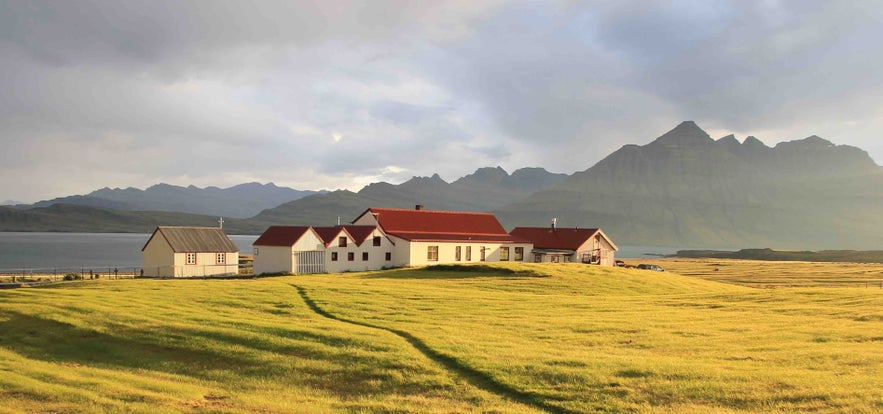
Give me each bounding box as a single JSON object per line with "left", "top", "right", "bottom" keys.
{"left": 551, "top": 218, "right": 557, "bottom": 230}
{"left": 415, "top": 204, "right": 424, "bottom": 211}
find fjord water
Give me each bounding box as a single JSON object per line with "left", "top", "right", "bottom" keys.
{"left": 0, "top": 232, "right": 259, "bottom": 270}
{"left": 0, "top": 232, "right": 684, "bottom": 270}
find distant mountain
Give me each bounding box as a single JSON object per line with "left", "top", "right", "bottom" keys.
{"left": 0, "top": 204, "right": 271, "bottom": 234}
{"left": 1, "top": 200, "right": 25, "bottom": 206}
{"left": 27, "top": 182, "right": 325, "bottom": 218}
{"left": 251, "top": 167, "right": 567, "bottom": 226}
{"left": 496, "top": 121, "right": 883, "bottom": 249}
{"left": 4, "top": 121, "right": 881, "bottom": 250}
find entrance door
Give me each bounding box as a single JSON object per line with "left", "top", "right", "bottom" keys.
{"left": 294, "top": 251, "right": 325, "bottom": 274}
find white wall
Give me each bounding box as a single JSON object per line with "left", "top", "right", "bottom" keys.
{"left": 253, "top": 245, "right": 295, "bottom": 275}
{"left": 326, "top": 228, "right": 394, "bottom": 273}
{"left": 143, "top": 235, "right": 174, "bottom": 277}
{"left": 253, "top": 230, "right": 326, "bottom": 275}
{"left": 402, "top": 241, "right": 533, "bottom": 266}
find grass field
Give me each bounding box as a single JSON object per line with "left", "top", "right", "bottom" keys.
{"left": 1, "top": 261, "right": 881, "bottom": 413}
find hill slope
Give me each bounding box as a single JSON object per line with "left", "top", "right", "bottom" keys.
{"left": 27, "top": 182, "right": 323, "bottom": 218}
{"left": 252, "top": 167, "right": 567, "bottom": 226}
{"left": 496, "top": 121, "right": 883, "bottom": 249}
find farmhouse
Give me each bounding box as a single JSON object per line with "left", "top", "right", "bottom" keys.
{"left": 142, "top": 226, "right": 240, "bottom": 277}
{"left": 352, "top": 205, "right": 533, "bottom": 267}
{"left": 252, "top": 225, "right": 394, "bottom": 275}
{"left": 252, "top": 205, "right": 534, "bottom": 275}
{"left": 510, "top": 225, "right": 618, "bottom": 266}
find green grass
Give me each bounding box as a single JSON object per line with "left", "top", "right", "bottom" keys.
{"left": 2, "top": 262, "right": 882, "bottom": 413}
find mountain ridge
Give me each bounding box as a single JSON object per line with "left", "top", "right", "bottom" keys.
{"left": 2, "top": 122, "right": 880, "bottom": 250}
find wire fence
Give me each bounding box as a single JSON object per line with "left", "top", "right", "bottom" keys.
{"left": 0, "top": 263, "right": 254, "bottom": 284}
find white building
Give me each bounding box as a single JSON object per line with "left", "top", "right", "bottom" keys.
{"left": 352, "top": 205, "right": 533, "bottom": 268}
{"left": 509, "top": 226, "right": 618, "bottom": 266}
{"left": 142, "top": 226, "right": 240, "bottom": 277}
{"left": 251, "top": 226, "right": 325, "bottom": 275}
{"left": 252, "top": 205, "right": 535, "bottom": 275}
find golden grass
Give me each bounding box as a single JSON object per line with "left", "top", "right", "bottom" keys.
{"left": 1, "top": 260, "right": 881, "bottom": 413}
{"left": 626, "top": 258, "right": 883, "bottom": 288}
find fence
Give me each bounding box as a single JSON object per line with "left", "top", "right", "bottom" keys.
{"left": 0, "top": 266, "right": 139, "bottom": 283}
{"left": 0, "top": 263, "right": 255, "bottom": 283}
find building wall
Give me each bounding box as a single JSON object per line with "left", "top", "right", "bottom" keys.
{"left": 143, "top": 235, "right": 175, "bottom": 277}
{"left": 598, "top": 237, "right": 616, "bottom": 266}
{"left": 177, "top": 252, "right": 239, "bottom": 277}
{"left": 326, "top": 228, "right": 394, "bottom": 273}
{"left": 402, "top": 241, "right": 533, "bottom": 266}
{"left": 253, "top": 230, "right": 326, "bottom": 275}
{"left": 253, "top": 245, "right": 296, "bottom": 275}
{"left": 532, "top": 235, "right": 617, "bottom": 266}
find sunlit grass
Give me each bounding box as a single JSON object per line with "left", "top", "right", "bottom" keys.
{"left": 298, "top": 263, "right": 883, "bottom": 413}
{"left": 0, "top": 279, "right": 539, "bottom": 413}
{"left": 2, "top": 261, "right": 881, "bottom": 413}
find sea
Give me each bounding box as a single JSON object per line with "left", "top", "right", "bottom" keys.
{"left": 0, "top": 232, "right": 258, "bottom": 271}
{"left": 0, "top": 232, "right": 686, "bottom": 270}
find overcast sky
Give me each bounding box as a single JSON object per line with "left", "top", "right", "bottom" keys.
{"left": 2, "top": 0, "right": 882, "bottom": 203}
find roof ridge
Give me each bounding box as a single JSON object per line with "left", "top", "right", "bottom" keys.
{"left": 390, "top": 230, "right": 509, "bottom": 236}
{"left": 370, "top": 207, "right": 495, "bottom": 216}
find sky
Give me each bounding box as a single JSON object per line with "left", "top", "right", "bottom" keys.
{"left": 2, "top": 0, "right": 882, "bottom": 203}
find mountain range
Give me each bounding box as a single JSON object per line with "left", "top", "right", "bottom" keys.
{"left": 16, "top": 182, "right": 325, "bottom": 218}
{"left": 496, "top": 121, "right": 883, "bottom": 249}
{"left": 2, "top": 121, "right": 881, "bottom": 249}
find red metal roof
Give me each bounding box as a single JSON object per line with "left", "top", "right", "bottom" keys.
{"left": 361, "top": 207, "right": 523, "bottom": 243}
{"left": 509, "top": 227, "right": 603, "bottom": 250}
{"left": 253, "top": 226, "right": 313, "bottom": 246}
{"left": 313, "top": 225, "right": 379, "bottom": 247}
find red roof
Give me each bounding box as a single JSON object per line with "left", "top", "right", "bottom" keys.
{"left": 358, "top": 207, "right": 523, "bottom": 243}
{"left": 313, "top": 225, "right": 379, "bottom": 247}
{"left": 509, "top": 227, "right": 610, "bottom": 251}
{"left": 253, "top": 226, "right": 313, "bottom": 246}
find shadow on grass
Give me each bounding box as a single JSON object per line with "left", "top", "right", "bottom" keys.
{"left": 360, "top": 264, "right": 547, "bottom": 280}
{"left": 0, "top": 311, "right": 254, "bottom": 380}
{"left": 293, "top": 285, "right": 578, "bottom": 414}
{"left": 0, "top": 311, "right": 459, "bottom": 399}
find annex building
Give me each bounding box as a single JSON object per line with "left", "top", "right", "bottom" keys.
{"left": 142, "top": 226, "right": 240, "bottom": 277}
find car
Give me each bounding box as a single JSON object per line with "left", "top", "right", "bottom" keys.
{"left": 615, "top": 260, "right": 626, "bottom": 267}
{"left": 636, "top": 264, "right": 665, "bottom": 272}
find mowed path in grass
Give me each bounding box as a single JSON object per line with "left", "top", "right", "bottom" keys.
{"left": 0, "top": 262, "right": 881, "bottom": 413}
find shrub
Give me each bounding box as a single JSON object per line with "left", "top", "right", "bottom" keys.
{"left": 63, "top": 273, "right": 83, "bottom": 281}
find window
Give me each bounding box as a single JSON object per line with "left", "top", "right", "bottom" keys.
{"left": 466, "top": 246, "right": 472, "bottom": 261}
{"left": 427, "top": 246, "right": 439, "bottom": 262}
{"left": 534, "top": 254, "right": 542, "bottom": 263}
{"left": 331, "top": 252, "right": 338, "bottom": 261}
{"left": 216, "top": 253, "right": 225, "bottom": 264}
{"left": 480, "top": 247, "right": 486, "bottom": 262}
{"left": 186, "top": 253, "right": 196, "bottom": 265}
{"left": 385, "top": 252, "right": 391, "bottom": 261}
{"left": 338, "top": 236, "right": 347, "bottom": 247}
{"left": 455, "top": 246, "right": 461, "bottom": 261}
{"left": 253, "top": 247, "right": 259, "bottom": 255}
{"left": 551, "top": 255, "right": 560, "bottom": 263}
{"left": 515, "top": 247, "right": 524, "bottom": 261}
{"left": 373, "top": 236, "right": 381, "bottom": 246}
{"left": 347, "top": 252, "right": 355, "bottom": 261}
{"left": 362, "top": 252, "right": 369, "bottom": 261}
{"left": 500, "top": 247, "right": 509, "bottom": 261}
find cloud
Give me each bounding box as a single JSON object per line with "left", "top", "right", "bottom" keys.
{"left": 0, "top": 0, "right": 881, "bottom": 203}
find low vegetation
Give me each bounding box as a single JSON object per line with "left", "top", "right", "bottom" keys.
{"left": 1, "top": 261, "right": 881, "bottom": 413}
{"left": 675, "top": 248, "right": 883, "bottom": 264}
